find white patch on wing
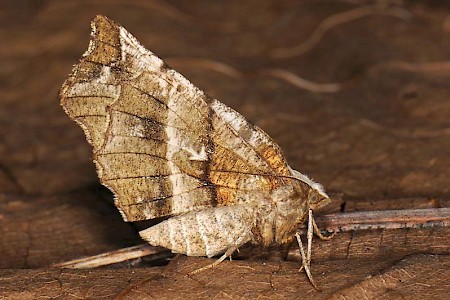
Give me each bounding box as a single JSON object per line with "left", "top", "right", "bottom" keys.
{"left": 157, "top": 76, "right": 169, "bottom": 93}
{"left": 247, "top": 126, "right": 271, "bottom": 149}
{"left": 210, "top": 99, "right": 245, "bottom": 132}
{"left": 289, "top": 167, "right": 328, "bottom": 197}
{"left": 164, "top": 78, "right": 201, "bottom": 213}
{"left": 186, "top": 146, "right": 208, "bottom": 161}
{"left": 119, "top": 27, "right": 164, "bottom": 72}
{"left": 167, "top": 69, "right": 205, "bottom": 102}
{"left": 67, "top": 82, "right": 120, "bottom": 98}
{"left": 129, "top": 122, "right": 146, "bottom": 138}
{"left": 165, "top": 122, "right": 185, "bottom": 213}
{"left": 248, "top": 130, "right": 260, "bottom": 145}
{"left": 98, "top": 66, "right": 112, "bottom": 83}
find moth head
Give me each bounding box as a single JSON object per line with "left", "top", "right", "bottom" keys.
{"left": 289, "top": 167, "right": 330, "bottom": 210}
{"left": 307, "top": 187, "right": 330, "bottom": 210}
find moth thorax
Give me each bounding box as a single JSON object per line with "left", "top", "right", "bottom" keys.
{"left": 271, "top": 184, "right": 311, "bottom": 244}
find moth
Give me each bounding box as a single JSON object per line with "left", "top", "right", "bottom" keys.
{"left": 60, "top": 15, "right": 332, "bottom": 288}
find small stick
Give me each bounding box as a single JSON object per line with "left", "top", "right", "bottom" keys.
{"left": 257, "top": 68, "right": 342, "bottom": 93}
{"left": 271, "top": 5, "right": 411, "bottom": 58}
{"left": 166, "top": 57, "right": 243, "bottom": 79}
{"left": 52, "top": 207, "right": 450, "bottom": 269}
{"left": 51, "top": 244, "right": 164, "bottom": 269}
{"left": 166, "top": 58, "right": 343, "bottom": 93}
{"left": 312, "top": 207, "right": 450, "bottom": 233}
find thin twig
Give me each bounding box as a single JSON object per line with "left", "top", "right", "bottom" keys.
{"left": 166, "top": 57, "right": 243, "bottom": 79}
{"left": 311, "top": 207, "right": 450, "bottom": 233}
{"left": 258, "top": 68, "right": 343, "bottom": 93}
{"left": 271, "top": 5, "right": 411, "bottom": 59}
{"left": 371, "top": 60, "right": 450, "bottom": 75}
{"left": 359, "top": 118, "right": 450, "bottom": 139}
{"left": 51, "top": 207, "right": 449, "bottom": 269}
{"left": 51, "top": 244, "right": 164, "bottom": 269}
{"left": 165, "top": 57, "right": 344, "bottom": 93}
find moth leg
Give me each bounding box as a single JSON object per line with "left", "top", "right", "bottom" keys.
{"left": 298, "top": 209, "right": 314, "bottom": 270}
{"left": 295, "top": 209, "right": 319, "bottom": 290}
{"left": 189, "top": 232, "right": 250, "bottom": 275}
{"left": 312, "top": 212, "right": 336, "bottom": 241}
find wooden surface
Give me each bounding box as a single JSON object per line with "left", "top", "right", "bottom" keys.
{"left": 1, "top": 0, "right": 449, "bottom": 299}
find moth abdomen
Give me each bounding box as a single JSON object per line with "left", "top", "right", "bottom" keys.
{"left": 139, "top": 205, "right": 254, "bottom": 257}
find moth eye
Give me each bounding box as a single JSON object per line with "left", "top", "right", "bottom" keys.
{"left": 309, "top": 192, "right": 319, "bottom": 204}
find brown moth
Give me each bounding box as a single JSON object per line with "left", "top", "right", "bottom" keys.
{"left": 60, "top": 15, "right": 332, "bottom": 288}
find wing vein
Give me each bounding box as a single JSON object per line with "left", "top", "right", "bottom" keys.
{"left": 126, "top": 185, "right": 207, "bottom": 207}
